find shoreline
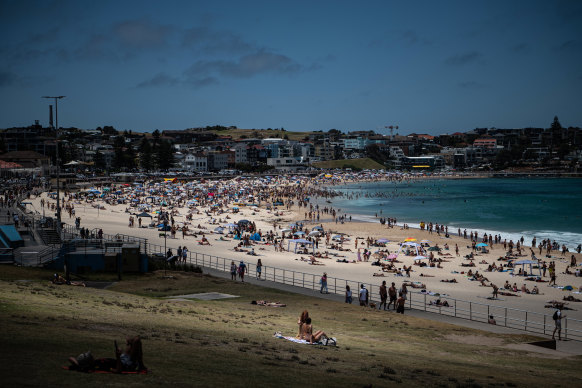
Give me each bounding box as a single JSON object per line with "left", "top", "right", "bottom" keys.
{"left": 317, "top": 178, "right": 582, "bottom": 250}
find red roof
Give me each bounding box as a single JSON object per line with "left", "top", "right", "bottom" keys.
{"left": 0, "top": 160, "right": 23, "bottom": 169}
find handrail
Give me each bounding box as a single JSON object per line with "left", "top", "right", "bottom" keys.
{"left": 23, "top": 212, "right": 582, "bottom": 342}
{"left": 143, "top": 239, "right": 582, "bottom": 341}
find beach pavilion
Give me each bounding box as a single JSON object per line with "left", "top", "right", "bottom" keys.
{"left": 512, "top": 259, "right": 542, "bottom": 277}
{"left": 287, "top": 238, "right": 315, "bottom": 254}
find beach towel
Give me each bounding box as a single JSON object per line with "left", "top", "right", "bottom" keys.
{"left": 62, "top": 366, "right": 148, "bottom": 374}
{"left": 273, "top": 333, "right": 336, "bottom": 346}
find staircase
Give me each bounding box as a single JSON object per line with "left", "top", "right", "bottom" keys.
{"left": 38, "top": 228, "right": 62, "bottom": 245}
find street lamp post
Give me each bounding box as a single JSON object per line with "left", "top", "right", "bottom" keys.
{"left": 42, "top": 96, "right": 65, "bottom": 236}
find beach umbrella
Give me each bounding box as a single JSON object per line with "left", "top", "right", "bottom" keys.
{"left": 476, "top": 243, "right": 488, "bottom": 247}
{"left": 225, "top": 223, "right": 237, "bottom": 227}
{"left": 137, "top": 212, "right": 152, "bottom": 218}
{"left": 294, "top": 231, "right": 306, "bottom": 236}
{"left": 428, "top": 246, "right": 441, "bottom": 251}
{"left": 388, "top": 254, "right": 398, "bottom": 260}
{"left": 420, "top": 239, "right": 431, "bottom": 244}
{"left": 404, "top": 238, "right": 417, "bottom": 242}
{"left": 312, "top": 226, "right": 324, "bottom": 231}
{"left": 281, "top": 228, "right": 292, "bottom": 233}
{"left": 413, "top": 255, "right": 427, "bottom": 260}
{"left": 377, "top": 238, "right": 390, "bottom": 243}
{"left": 308, "top": 231, "right": 321, "bottom": 237}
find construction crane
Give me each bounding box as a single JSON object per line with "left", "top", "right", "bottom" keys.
{"left": 384, "top": 125, "right": 398, "bottom": 141}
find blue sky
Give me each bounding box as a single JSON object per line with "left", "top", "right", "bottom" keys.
{"left": 1, "top": 0, "right": 581, "bottom": 135}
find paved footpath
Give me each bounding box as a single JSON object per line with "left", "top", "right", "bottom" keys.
{"left": 201, "top": 266, "right": 582, "bottom": 356}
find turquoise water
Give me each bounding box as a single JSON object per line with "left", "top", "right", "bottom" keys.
{"left": 319, "top": 178, "right": 582, "bottom": 249}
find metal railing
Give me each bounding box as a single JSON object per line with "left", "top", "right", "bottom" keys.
{"left": 143, "top": 239, "right": 582, "bottom": 341}
{"left": 17, "top": 206, "right": 582, "bottom": 342}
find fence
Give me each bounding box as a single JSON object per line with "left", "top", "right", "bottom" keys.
{"left": 20, "top": 211, "right": 582, "bottom": 342}
{"left": 140, "top": 239, "right": 582, "bottom": 341}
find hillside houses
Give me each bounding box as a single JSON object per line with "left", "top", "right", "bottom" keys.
{"left": 1, "top": 120, "right": 581, "bottom": 173}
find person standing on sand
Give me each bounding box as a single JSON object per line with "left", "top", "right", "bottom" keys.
{"left": 549, "top": 271, "right": 557, "bottom": 286}
{"left": 379, "top": 281, "right": 388, "bottom": 310}
{"left": 492, "top": 284, "right": 499, "bottom": 299}
{"left": 455, "top": 244, "right": 459, "bottom": 256}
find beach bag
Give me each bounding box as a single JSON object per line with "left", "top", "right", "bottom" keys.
{"left": 553, "top": 310, "right": 559, "bottom": 320}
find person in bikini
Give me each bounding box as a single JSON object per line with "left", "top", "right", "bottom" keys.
{"left": 301, "top": 317, "right": 328, "bottom": 344}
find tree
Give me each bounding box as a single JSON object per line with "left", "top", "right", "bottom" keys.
{"left": 152, "top": 129, "right": 160, "bottom": 145}
{"left": 551, "top": 116, "right": 562, "bottom": 132}
{"left": 102, "top": 126, "right": 118, "bottom": 135}
{"left": 155, "top": 140, "right": 175, "bottom": 171}
{"left": 139, "top": 137, "right": 153, "bottom": 171}
{"left": 365, "top": 144, "right": 390, "bottom": 164}
{"left": 93, "top": 150, "right": 106, "bottom": 171}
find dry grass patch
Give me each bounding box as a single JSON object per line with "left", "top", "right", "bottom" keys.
{"left": 1, "top": 267, "right": 581, "bottom": 387}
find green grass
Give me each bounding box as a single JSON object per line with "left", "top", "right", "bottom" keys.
{"left": 312, "top": 158, "right": 386, "bottom": 170}
{"left": 208, "top": 128, "right": 312, "bottom": 141}
{"left": 1, "top": 266, "right": 580, "bottom": 387}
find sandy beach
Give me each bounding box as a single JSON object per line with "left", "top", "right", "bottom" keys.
{"left": 26, "top": 175, "right": 582, "bottom": 322}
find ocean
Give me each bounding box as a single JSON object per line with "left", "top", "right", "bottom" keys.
{"left": 317, "top": 178, "right": 582, "bottom": 250}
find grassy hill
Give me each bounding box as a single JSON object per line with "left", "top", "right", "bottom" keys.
{"left": 1, "top": 266, "right": 578, "bottom": 387}
{"left": 209, "top": 128, "right": 313, "bottom": 141}
{"left": 312, "top": 158, "right": 386, "bottom": 170}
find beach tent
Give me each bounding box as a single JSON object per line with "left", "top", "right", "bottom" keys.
{"left": 287, "top": 238, "right": 315, "bottom": 254}
{"left": 396, "top": 242, "right": 422, "bottom": 257}
{"left": 512, "top": 259, "right": 542, "bottom": 277}
{"left": 250, "top": 233, "right": 261, "bottom": 241}
{"left": 137, "top": 212, "right": 152, "bottom": 218}
{"left": 214, "top": 226, "right": 225, "bottom": 234}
